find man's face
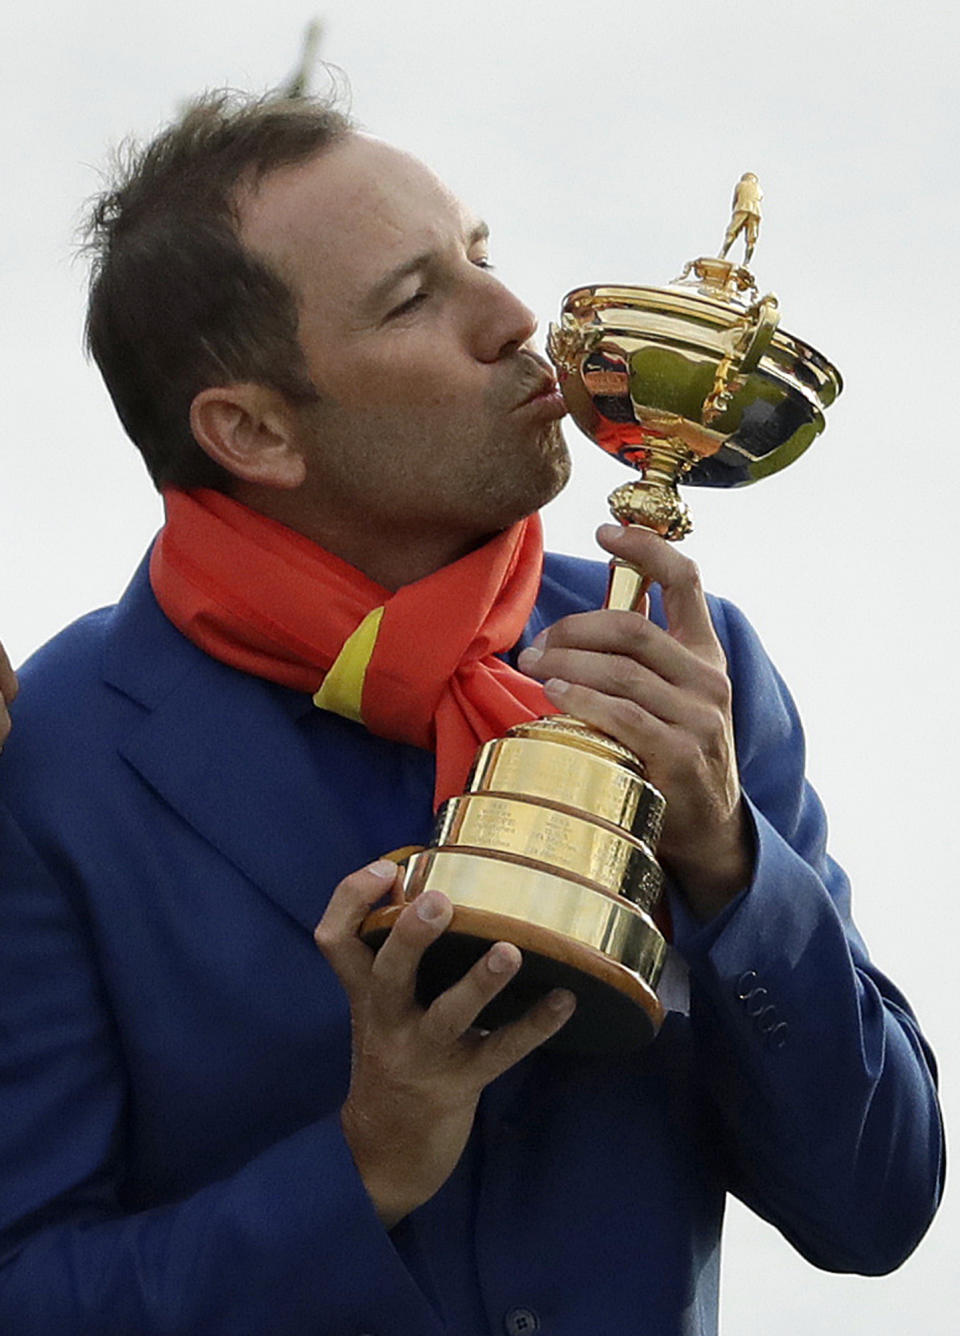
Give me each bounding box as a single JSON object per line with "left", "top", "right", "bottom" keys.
{"left": 238, "top": 134, "right": 570, "bottom": 551}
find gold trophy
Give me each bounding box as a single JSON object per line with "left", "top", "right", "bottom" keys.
{"left": 361, "top": 179, "right": 841, "bottom": 1053}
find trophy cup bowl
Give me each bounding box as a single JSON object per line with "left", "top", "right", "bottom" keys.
{"left": 361, "top": 185, "right": 842, "bottom": 1055}
{"left": 549, "top": 274, "right": 841, "bottom": 539}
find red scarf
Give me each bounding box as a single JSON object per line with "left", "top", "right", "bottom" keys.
{"left": 149, "top": 488, "right": 555, "bottom": 807}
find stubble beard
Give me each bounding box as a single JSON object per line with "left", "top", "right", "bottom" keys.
{"left": 439, "top": 418, "right": 572, "bottom": 535}
{"left": 293, "top": 398, "right": 572, "bottom": 540}
{"left": 521, "top": 418, "right": 572, "bottom": 510}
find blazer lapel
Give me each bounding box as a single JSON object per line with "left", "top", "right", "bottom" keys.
{"left": 104, "top": 555, "right": 371, "bottom": 935}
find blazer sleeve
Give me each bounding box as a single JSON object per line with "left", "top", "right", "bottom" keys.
{"left": 0, "top": 803, "right": 444, "bottom": 1336}
{"left": 670, "top": 597, "right": 944, "bottom": 1275}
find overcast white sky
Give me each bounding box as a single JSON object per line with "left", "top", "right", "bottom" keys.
{"left": 3, "top": 2, "right": 958, "bottom": 1330}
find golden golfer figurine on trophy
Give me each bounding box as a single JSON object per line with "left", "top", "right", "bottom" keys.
{"left": 362, "top": 179, "right": 842, "bottom": 1053}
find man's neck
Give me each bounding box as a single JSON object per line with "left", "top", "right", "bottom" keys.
{"left": 229, "top": 482, "right": 496, "bottom": 591}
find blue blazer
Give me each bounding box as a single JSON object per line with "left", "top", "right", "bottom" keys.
{"left": 0, "top": 551, "right": 943, "bottom": 1336}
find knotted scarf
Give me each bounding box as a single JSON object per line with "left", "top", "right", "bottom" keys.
{"left": 149, "top": 488, "right": 556, "bottom": 807}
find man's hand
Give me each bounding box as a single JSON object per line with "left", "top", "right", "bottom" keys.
{"left": 0, "top": 641, "right": 17, "bottom": 748}
{"left": 518, "top": 525, "right": 753, "bottom": 922}
{"left": 314, "top": 861, "right": 575, "bottom": 1229}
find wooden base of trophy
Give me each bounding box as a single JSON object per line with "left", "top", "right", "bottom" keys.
{"left": 362, "top": 899, "right": 664, "bottom": 1054}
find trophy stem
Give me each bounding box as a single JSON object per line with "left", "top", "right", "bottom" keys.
{"left": 607, "top": 438, "right": 697, "bottom": 540}
{"left": 605, "top": 557, "right": 651, "bottom": 614}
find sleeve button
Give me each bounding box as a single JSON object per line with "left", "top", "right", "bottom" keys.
{"left": 504, "top": 1307, "right": 541, "bottom": 1334}
{"left": 768, "top": 1021, "right": 789, "bottom": 1049}
{"left": 735, "top": 969, "right": 759, "bottom": 999}
{"left": 743, "top": 987, "right": 770, "bottom": 1017}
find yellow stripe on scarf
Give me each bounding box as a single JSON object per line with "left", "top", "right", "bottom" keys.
{"left": 312, "top": 605, "right": 385, "bottom": 723}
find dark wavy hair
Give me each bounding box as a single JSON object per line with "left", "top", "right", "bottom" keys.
{"left": 83, "top": 91, "right": 354, "bottom": 491}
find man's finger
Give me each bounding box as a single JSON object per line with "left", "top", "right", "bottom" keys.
{"left": 313, "top": 860, "right": 400, "bottom": 990}
{"left": 367, "top": 890, "right": 454, "bottom": 1013}
{"left": 596, "top": 525, "right": 718, "bottom": 654}
{"left": 419, "top": 941, "right": 523, "bottom": 1047}
{"left": 541, "top": 677, "right": 673, "bottom": 765}
{"left": 475, "top": 988, "right": 577, "bottom": 1081}
{"left": 520, "top": 644, "right": 689, "bottom": 721}
{"left": 523, "top": 611, "right": 712, "bottom": 691}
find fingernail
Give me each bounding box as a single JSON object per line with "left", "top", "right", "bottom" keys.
{"left": 532, "top": 629, "right": 548, "bottom": 649}
{"left": 487, "top": 942, "right": 521, "bottom": 974}
{"left": 597, "top": 524, "right": 624, "bottom": 543}
{"left": 518, "top": 646, "right": 543, "bottom": 668}
{"left": 367, "top": 859, "right": 397, "bottom": 879}
{"left": 544, "top": 678, "right": 569, "bottom": 698}
{"left": 548, "top": 988, "right": 577, "bottom": 1015}
{"left": 415, "top": 890, "right": 450, "bottom": 923}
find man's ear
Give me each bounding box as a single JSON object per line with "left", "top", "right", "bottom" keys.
{"left": 189, "top": 384, "right": 307, "bottom": 489}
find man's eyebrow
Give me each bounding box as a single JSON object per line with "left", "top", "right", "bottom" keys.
{"left": 362, "top": 220, "right": 490, "bottom": 313}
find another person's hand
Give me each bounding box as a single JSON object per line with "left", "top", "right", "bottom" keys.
{"left": 518, "top": 524, "right": 752, "bottom": 922}
{"left": 314, "top": 861, "right": 575, "bottom": 1229}
{"left": 0, "top": 641, "right": 17, "bottom": 748}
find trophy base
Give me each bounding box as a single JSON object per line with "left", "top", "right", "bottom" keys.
{"left": 361, "top": 848, "right": 666, "bottom": 1054}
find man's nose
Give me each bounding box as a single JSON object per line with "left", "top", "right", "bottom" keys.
{"left": 470, "top": 274, "right": 538, "bottom": 362}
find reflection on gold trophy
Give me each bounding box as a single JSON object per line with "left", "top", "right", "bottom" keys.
{"left": 361, "top": 181, "right": 842, "bottom": 1053}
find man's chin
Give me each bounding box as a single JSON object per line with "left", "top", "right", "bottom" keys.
{"left": 507, "top": 442, "right": 571, "bottom": 529}
{"left": 467, "top": 422, "right": 572, "bottom": 532}
{"left": 537, "top": 421, "right": 573, "bottom": 503}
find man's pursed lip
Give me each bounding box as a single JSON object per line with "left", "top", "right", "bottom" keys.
{"left": 513, "top": 379, "right": 567, "bottom": 416}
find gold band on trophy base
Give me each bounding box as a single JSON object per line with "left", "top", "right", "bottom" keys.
{"left": 360, "top": 177, "right": 841, "bottom": 1054}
